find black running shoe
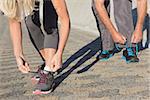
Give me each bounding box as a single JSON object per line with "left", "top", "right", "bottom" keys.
{"left": 96, "top": 50, "right": 114, "bottom": 61}
{"left": 122, "top": 47, "right": 139, "bottom": 63}
{"left": 114, "top": 43, "right": 123, "bottom": 53}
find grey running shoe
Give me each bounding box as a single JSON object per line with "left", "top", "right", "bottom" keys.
{"left": 33, "top": 70, "right": 54, "bottom": 95}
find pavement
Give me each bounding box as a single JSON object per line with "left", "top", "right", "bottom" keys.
{"left": 0, "top": 16, "right": 150, "bottom": 100}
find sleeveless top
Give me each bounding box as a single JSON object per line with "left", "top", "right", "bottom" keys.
{"left": 33, "top": 0, "right": 58, "bottom": 34}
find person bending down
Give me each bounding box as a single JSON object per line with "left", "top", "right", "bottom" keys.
{"left": 93, "top": 0, "right": 147, "bottom": 63}
{"left": 0, "top": 0, "right": 70, "bottom": 94}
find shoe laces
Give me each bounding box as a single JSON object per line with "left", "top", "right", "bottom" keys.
{"left": 134, "top": 44, "right": 139, "bottom": 55}
{"left": 127, "top": 47, "right": 135, "bottom": 56}
{"left": 39, "top": 72, "right": 48, "bottom": 84}
{"left": 115, "top": 43, "right": 122, "bottom": 51}
{"left": 126, "top": 43, "right": 139, "bottom": 56}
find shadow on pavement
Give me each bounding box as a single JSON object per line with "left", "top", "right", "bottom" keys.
{"left": 52, "top": 37, "right": 101, "bottom": 91}
{"left": 52, "top": 8, "right": 150, "bottom": 92}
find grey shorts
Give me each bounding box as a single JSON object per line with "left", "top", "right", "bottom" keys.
{"left": 25, "top": 15, "right": 59, "bottom": 51}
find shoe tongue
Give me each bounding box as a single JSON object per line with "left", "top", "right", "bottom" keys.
{"left": 43, "top": 70, "right": 49, "bottom": 74}
{"left": 102, "top": 50, "right": 109, "bottom": 54}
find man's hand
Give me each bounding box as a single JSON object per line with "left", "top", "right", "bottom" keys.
{"left": 131, "top": 0, "right": 147, "bottom": 43}
{"left": 131, "top": 29, "right": 143, "bottom": 43}
{"left": 51, "top": 52, "right": 62, "bottom": 72}
{"left": 16, "top": 56, "right": 30, "bottom": 73}
{"left": 112, "top": 32, "right": 126, "bottom": 44}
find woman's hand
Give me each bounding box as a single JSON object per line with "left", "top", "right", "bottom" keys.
{"left": 51, "top": 52, "right": 62, "bottom": 72}
{"left": 16, "top": 56, "right": 30, "bottom": 73}
{"left": 9, "top": 19, "right": 30, "bottom": 73}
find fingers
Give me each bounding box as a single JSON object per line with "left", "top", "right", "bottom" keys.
{"left": 117, "top": 35, "right": 126, "bottom": 45}
{"left": 131, "top": 35, "right": 134, "bottom": 43}
{"left": 131, "top": 35, "right": 141, "bottom": 44}
{"left": 18, "top": 65, "right": 29, "bottom": 73}
{"left": 121, "top": 35, "right": 126, "bottom": 44}
{"left": 18, "top": 62, "right": 30, "bottom": 73}
{"left": 132, "top": 39, "right": 136, "bottom": 44}
{"left": 50, "top": 59, "right": 56, "bottom": 72}
{"left": 53, "top": 63, "right": 62, "bottom": 72}
{"left": 113, "top": 32, "right": 126, "bottom": 45}
{"left": 131, "top": 34, "right": 137, "bottom": 43}
{"left": 50, "top": 57, "right": 62, "bottom": 72}
{"left": 119, "top": 38, "right": 126, "bottom": 45}
{"left": 25, "top": 62, "right": 30, "bottom": 72}
{"left": 54, "top": 62, "right": 62, "bottom": 72}
{"left": 52, "top": 65, "right": 61, "bottom": 72}
{"left": 16, "top": 56, "right": 30, "bottom": 73}
{"left": 131, "top": 31, "right": 143, "bottom": 43}
{"left": 17, "top": 60, "right": 30, "bottom": 73}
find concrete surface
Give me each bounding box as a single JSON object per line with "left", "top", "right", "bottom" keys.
{"left": 0, "top": 15, "right": 150, "bottom": 100}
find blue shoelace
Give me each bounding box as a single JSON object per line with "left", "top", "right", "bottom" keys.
{"left": 115, "top": 43, "right": 122, "bottom": 51}
{"left": 127, "top": 47, "right": 135, "bottom": 56}
{"left": 127, "top": 43, "right": 139, "bottom": 56}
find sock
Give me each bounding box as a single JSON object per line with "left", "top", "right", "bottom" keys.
{"left": 43, "top": 65, "right": 53, "bottom": 74}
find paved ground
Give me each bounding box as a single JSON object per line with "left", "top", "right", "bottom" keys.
{"left": 0, "top": 17, "right": 150, "bottom": 100}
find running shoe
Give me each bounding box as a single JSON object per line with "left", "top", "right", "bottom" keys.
{"left": 122, "top": 46, "right": 139, "bottom": 63}
{"left": 96, "top": 50, "right": 114, "bottom": 61}
{"left": 33, "top": 70, "right": 54, "bottom": 95}
{"left": 31, "top": 63, "right": 45, "bottom": 84}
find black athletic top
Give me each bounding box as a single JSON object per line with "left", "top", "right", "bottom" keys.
{"left": 32, "top": 0, "right": 58, "bottom": 33}
{"left": 44, "top": 0, "right": 58, "bottom": 30}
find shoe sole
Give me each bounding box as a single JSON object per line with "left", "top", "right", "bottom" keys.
{"left": 32, "top": 82, "right": 55, "bottom": 95}
{"left": 33, "top": 89, "right": 52, "bottom": 95}
{"left": 97, "top": 54, "right": 114, "bottom": 61}
{"left": 122, "top": 56, "right": 139, "bottom": 64}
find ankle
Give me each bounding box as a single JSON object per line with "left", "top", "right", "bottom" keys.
{"left": 44, "top": 65, "right": 53, "bottom": 72}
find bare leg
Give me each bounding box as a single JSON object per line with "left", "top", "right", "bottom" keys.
{"left": 42, "top": 48, "right": 56, "bottom": 71}
{"left": 39, "top": 49, "right": 46, "bottom": 60}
